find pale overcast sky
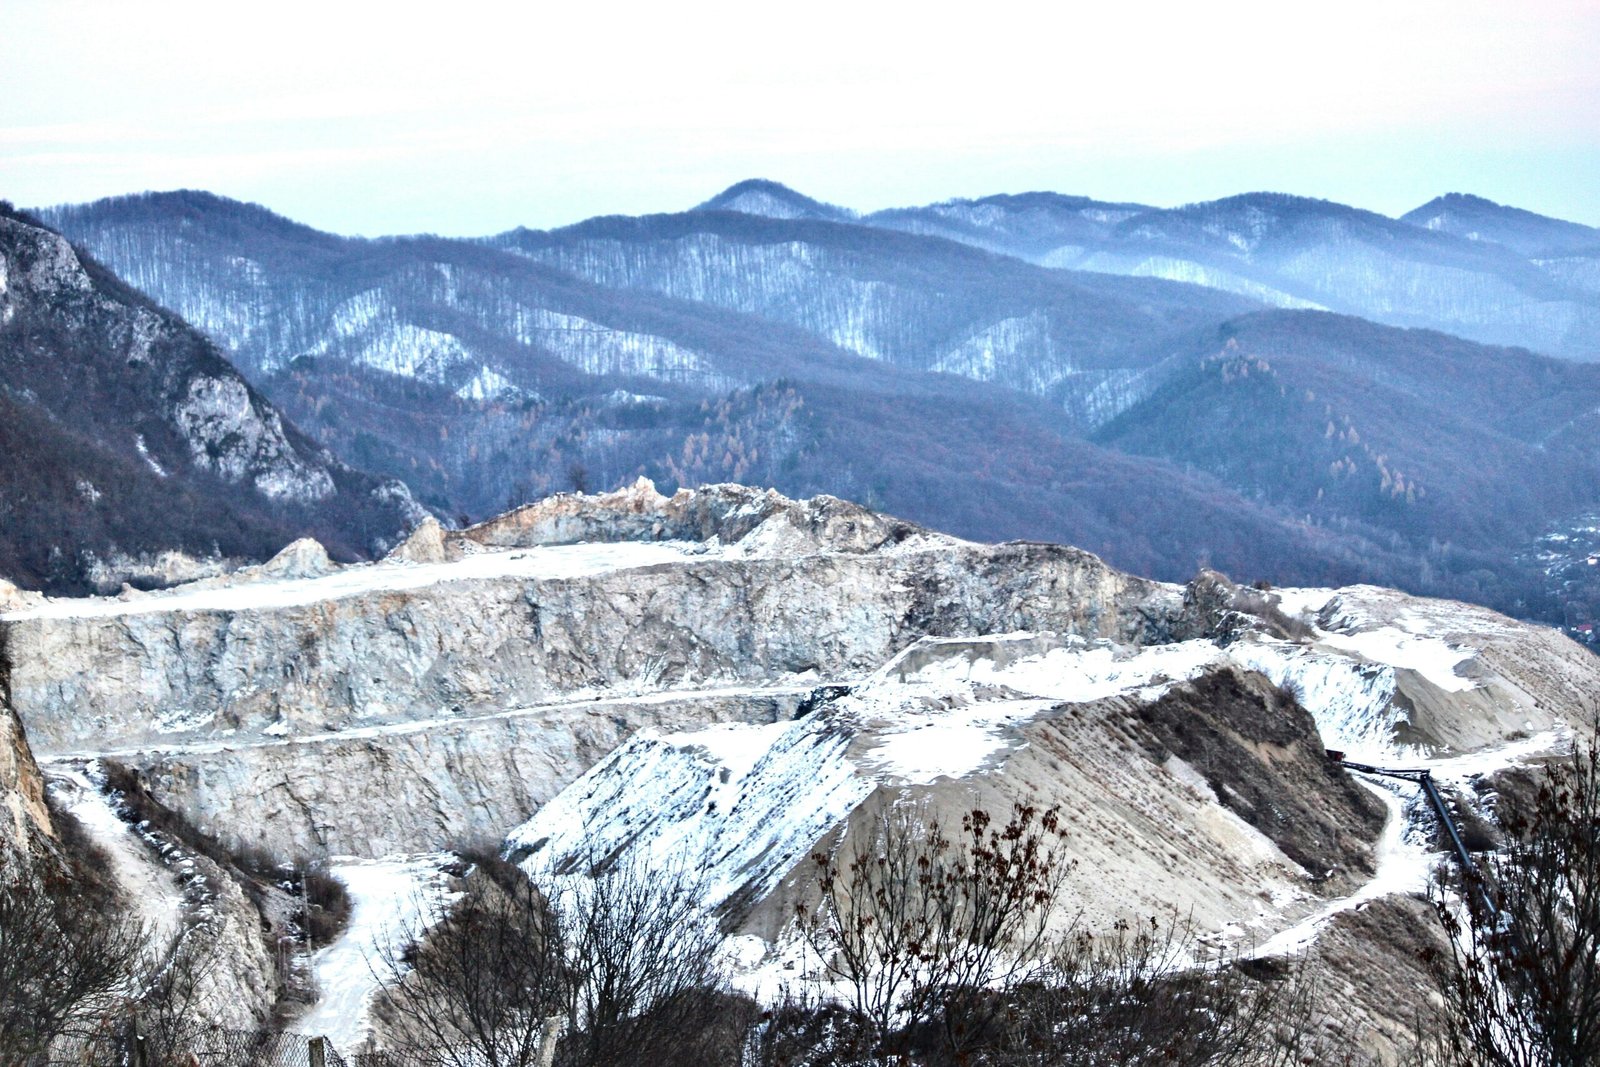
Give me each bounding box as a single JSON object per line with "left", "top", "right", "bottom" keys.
{"left": 3, "top": 0, "right": 1597, "bottom": 236}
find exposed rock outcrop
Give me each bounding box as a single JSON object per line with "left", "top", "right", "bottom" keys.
{"left": 460, "top": 478, "right": 928, "bottom": 557}
{"left": 0, "top": 206, "right": 425, "bottom": 595}
{"left": 3, "top": 520, "right": 1172, "bottom": 756}
{"left": 0, "top": 637, "right": 52, "bottom": 858}
{"left": 125, "top": 687, "right": 815, "bottom": 858}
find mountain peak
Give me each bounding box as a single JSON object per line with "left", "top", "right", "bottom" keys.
{"left": 1400, "top": 193, "right": 1599, "bottom": 256}
{"left": 32, "top": 189, "right": 342, "bottom": 248}
{"left": 693, "top": 179, "right": 855, "bottom": 222}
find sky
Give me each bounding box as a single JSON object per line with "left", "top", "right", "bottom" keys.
{"left": 3, "top": 0, "right": 1598, "bottom": 237}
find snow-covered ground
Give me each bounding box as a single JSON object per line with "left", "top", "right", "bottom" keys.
{"left": 509, "top": 635, "right": 1253, "bottom": 926}
{"left": 51, "top": 680, "right": 828, "bottom": 762}
{"left": 45, "top": 765, "right": 185, "bottom": 939}
{"left": 1252, "top": 780, "right": 1431, "bottom": 957}
{"left": 1, "top": 541, "right": 704, "bottom": 621}
{"left": 293, "top": 854, "right": 457, "bottom": 1051}
{"left": 1229, "top": 638, "right": 1403, "bottom": 762}
{"left": 1318, "top": 626, "right": 1476, "bottom": 693}
{"left": 857, "top": 635, "right": 1222, "bottom": 779}
{"left": 1252, "top": 724, "right": 1571, "bottom": 959}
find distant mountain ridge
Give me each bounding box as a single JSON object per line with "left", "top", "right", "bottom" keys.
{"left": 1402, "top": 192, "right": 1600, "bottom": 257}
{"left": 693, "top": 178, "right": 855, "bottom": 222}
{"left": 29, "top": 184, "right": 1600, "bottom": 626}
{"left": 861, "top": 186, "right": 1600, "bottom": 359}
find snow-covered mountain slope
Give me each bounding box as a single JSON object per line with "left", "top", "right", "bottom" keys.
{"left": 491, "top": 209, "right": 1258, "bottom": 400}
{"left": 865, "top": 191, "right": 1150, "bottom": 260}
{"left": 502, "top": 610, "right": 1586, "bottom": 979}
{"left": 507, "top": 634, "right": 1360, "bottom": 943}
{"left": 865, "top": 190, "right": 1600, "bottom": 360}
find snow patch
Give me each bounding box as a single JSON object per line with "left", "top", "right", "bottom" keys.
{"left": 46, "top": 767, "right": 185, "bottom": 939}
{"left": 135, "top": 434, "right": 168, "bottom": 477}
{"left": 871, "top": 634, "right": 1223, "bottom": 703}
{"left": 295, "top": 854, "right": 458, "bottom": 1052}
{"left": 509, "top": 715, "right": 871, "bottom": 915}
{"left": 454, "top": 366, "right": 521, "bottom": 402}
{"left": 1318, "top": 626, "right": 1477, "bottom": 693}
{"left": 3, "top": 541, "right": 703, "bottom": 621}
{"left": 1228, "top": 638, "right": 1403, "bottom": 761}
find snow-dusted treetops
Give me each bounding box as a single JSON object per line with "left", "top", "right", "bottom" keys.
{"left": 5, "top": 183, "right": 1598, "bottom": 634}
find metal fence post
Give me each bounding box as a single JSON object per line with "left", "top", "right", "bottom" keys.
{"left": 309, "top": 1035, "right": 328, "bottom": 1067}
{"left": 129, "top": 1015, "right": 147, "bottom": 1067}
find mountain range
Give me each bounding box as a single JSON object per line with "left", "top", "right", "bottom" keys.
{"left": 12, "top": 182, "right": 1600, "bottom": 628}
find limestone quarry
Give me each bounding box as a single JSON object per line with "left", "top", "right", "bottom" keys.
{"left": 2, "top": 479, "right": 1597, "bottom": 1056}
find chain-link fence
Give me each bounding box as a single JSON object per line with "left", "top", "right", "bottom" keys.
{"left": 38, "top": 1029, "right": 344, "bottom": 1067}
{"left": 184, "top": 1029, "right": 338, "bottom": 1067}
{"left": 34, "top": 1029, "right": 564, "bottom": 1067}
{"left": 344, "top": 1048, "right": 455, "bottom": 1067}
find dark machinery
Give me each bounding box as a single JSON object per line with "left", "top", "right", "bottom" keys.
{"left": 1326, "top": 749, "right": 1493, "bottom": 916}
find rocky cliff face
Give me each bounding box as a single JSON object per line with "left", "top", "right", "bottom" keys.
{"left": 2, "top": 481, "right": 1596, "bottom": 1061}
{"left": 4, "top": 482, "right": 1172, "bottom": 759}
{"left": 0, "top": 633, "right": 51, "bottom": 860}
{"left": 0, "top": 206, "right": 425, "bottom": 595}
{"left": 5, "top": 481, "right": 1591, "bottom": 876}
{"left": 3, "top": 482, "right": 1175, "bottom": 859}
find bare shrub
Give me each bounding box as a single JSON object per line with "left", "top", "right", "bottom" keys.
{"left": 553, "top": 857, "right": 730, "bottom": 1067}
{"left": 128, "top": 922, "right": 222, "bottom": 1067}
{"left": 1001, "top": 915, "right": 1328, "bottom": 1067}
{"left": 795, "top": 800, "right": 1068, "bottom": 1063}
{"left": 0, "top": 867, "right": 148, "bottom": 1062}
{"left": 1427, "top": 733, "right": 1600, "bottom": 1067}
{"left": 373, "top": 852, "right": 565, "bottom": 1067}
{"left": 791, "top": 799, "right": 1347, "bottom": 1066}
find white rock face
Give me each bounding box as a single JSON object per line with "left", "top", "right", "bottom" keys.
{"left": 1263, "top": 584, "right": 1596, "bottom": 756}
{"left": 125, "top": 686, "right": 816, "bottom": 858}
{"left": 173, "top": 375, "right": 336, "bottom": 502}
{"left": 507, "top": 633, "right": 1380, "bottom": 949}
{"left": 2, "top": 485, "right": 1174, "bottom": 860}
{"left": 45, "top": 766, "right": 277, "bottom": 1028}
{"left": 0, "top": 698, "right": 51, "bottom": 858}
{"left": 4, "top": 483, "right": 1595, "bottom": 955}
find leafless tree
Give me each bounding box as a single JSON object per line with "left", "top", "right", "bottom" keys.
{"left": 372, "top": 852, "right": 566, "bottom": 1067}
{"left": 373, "top": 850, "right": 732, "bottom": 1067}
{"left": 795, "top": 800, "right": 1069, "bottom": 1063}
{"left": 1428, "top": 733, "right": 1600, "bottom": 1067}
{"left": 0, "top": 867, "right": 148, "bottom": 1063}
{"left": 128, "top": 920, "right": 224, "bottom": 1067}
{"left": 553, "top": 855, "right": 731, "bottom": 1067}
{"left": 791, "top": 799, "right": 1346, "bottom": 1067}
